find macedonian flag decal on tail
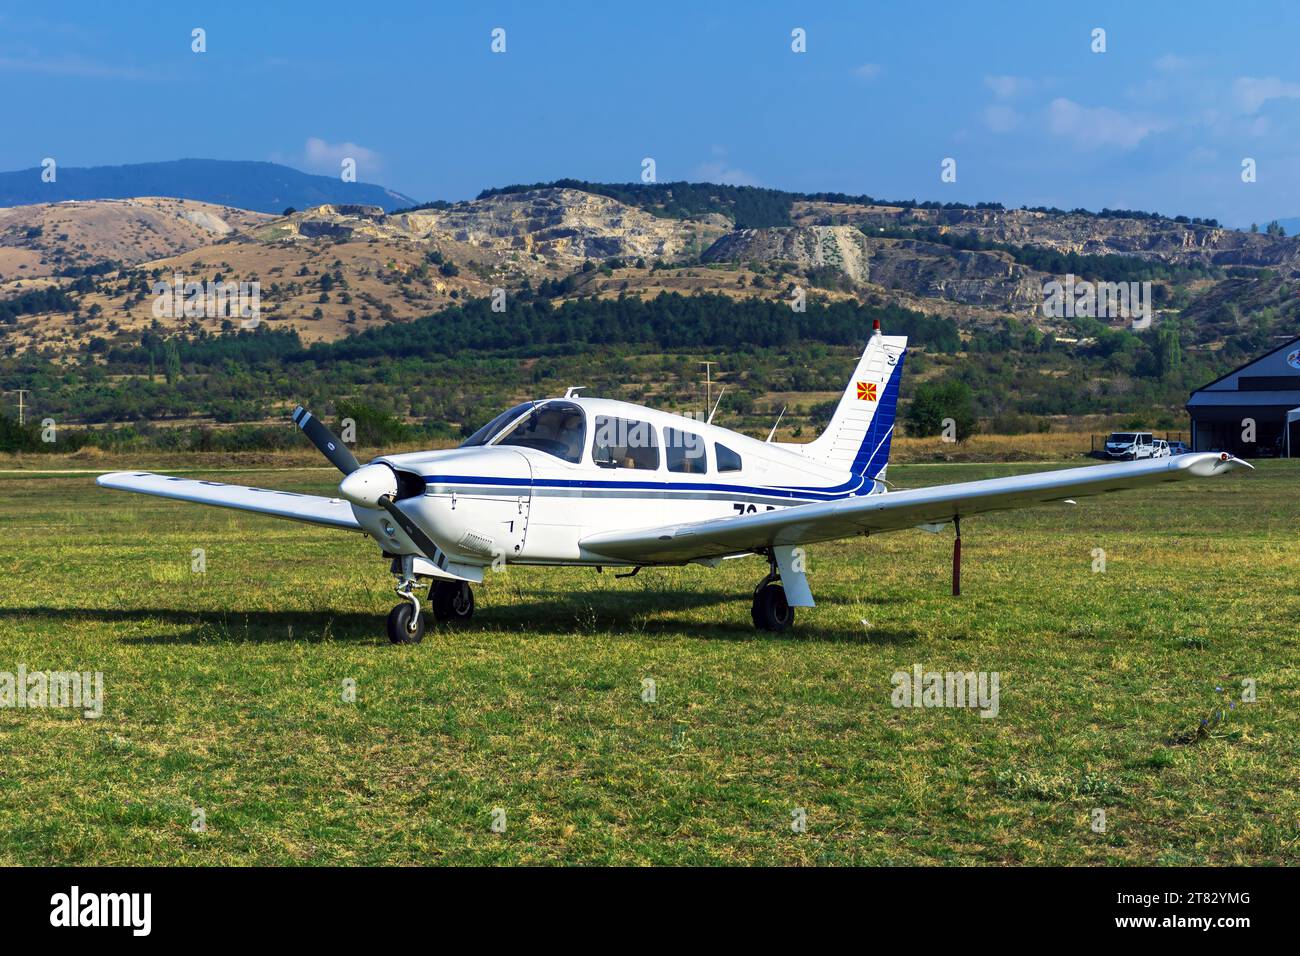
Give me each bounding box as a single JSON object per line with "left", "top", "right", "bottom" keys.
{"left": 856, "top": 381, "right": 878, "bottom": 402}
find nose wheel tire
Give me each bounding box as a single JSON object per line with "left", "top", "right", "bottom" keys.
{"left": 386, "top": 602, "right": 425, "bottom": 644}
{"left": 431, "top": 582, "right": 475, "bottom": 624}
{"left": 752, "top": 582, "right": 793, "bottom": 632}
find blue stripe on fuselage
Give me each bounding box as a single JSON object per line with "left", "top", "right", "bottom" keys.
{"left": 421, "top": 474, "right": 867, "bottom": 501}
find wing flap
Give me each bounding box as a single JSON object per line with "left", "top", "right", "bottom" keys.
{"left": 580, "top": 453, "right": 1251, "bottom": 563}
{"left": 97, "top": 471, "right": 363, "bottom": 530}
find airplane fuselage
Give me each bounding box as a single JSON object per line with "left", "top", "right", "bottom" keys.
{"left": 359, "top": 396, "right": 875, "bottom": 569}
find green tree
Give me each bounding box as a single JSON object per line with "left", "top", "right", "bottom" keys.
{"left": 335, "top": 400, "right": 409, "bottom": 448}
{"left": 906, "top": 379, "right": 978, "bottom": 441}
{"left": 163, "top": 340, "right": 181, "bottom": 385}
{"left": 1155, "top": 325, "right": 1181, "bottom": 379}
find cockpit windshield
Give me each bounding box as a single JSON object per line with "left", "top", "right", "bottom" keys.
{"left": 495, "top": 401, "right": 586, "bottom": 463}
{"left": 461, "top": 403, "right": 534, "bottom": 448}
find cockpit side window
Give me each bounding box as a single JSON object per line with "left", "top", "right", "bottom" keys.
{"left": 592, "top": 416, "right": 660, "bottom": 470}
{"left": 664, "top": 427, "right": 707, "bottom": 474}
{"left": 495, "top": 401, "right": 586, "bottom": 463}
{"left": 715, "top": 443, "right": 742, "bottom": 473}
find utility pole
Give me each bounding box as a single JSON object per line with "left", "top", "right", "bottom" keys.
{"left": 700, "top": 362, "right": 715, "bottom": 419}
{"left": 14, "top": 389, "right": 28, "bottom": 427}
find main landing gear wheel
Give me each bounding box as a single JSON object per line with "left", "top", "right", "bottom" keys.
{"left": 752, "top": 581, "right": 794, "bottom": 632}
{"left": 431, "top": 582, "right": 475, "bottom": 624}
{"left": 387, "top": 602, "right": 425, "bottom": 644}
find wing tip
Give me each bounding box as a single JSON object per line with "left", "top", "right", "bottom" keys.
{"left": 96, "top": 471, "right": 139, "bottom": 487}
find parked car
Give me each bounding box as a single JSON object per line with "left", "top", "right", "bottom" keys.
{"left": 1168, "top": 441, "right": 1190, "bottom": 455}
{"left": 1104, "top": 432, "right": 1154, "bottom": 460}
{"left": 1152, "top": 439, "right": 1170, "bottom": 458}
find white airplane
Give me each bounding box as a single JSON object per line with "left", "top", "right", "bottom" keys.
{"left": 98, "top": 320, "right": 1252, "bottom": 643}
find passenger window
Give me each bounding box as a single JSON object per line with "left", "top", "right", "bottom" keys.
{"left": 715, "top": 443, "right": 742, "bottom": 473}
{"left": 664, "top": 427, "right": 707, "bottom": 474}
{"left": 593, "top": 416, "right": 660, "bottom": 470}
{"left": 495, "top": 401, "right": 586, "bottom": 463}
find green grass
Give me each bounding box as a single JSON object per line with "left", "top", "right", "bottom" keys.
{"left": 0, "top": 460, "right": 1296, "bottom": 865}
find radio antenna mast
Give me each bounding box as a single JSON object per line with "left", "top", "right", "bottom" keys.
{"left": 766, "top": 406, "right": 787, "bottom": 443}
{"left": 707, "top": 387, "right": 726, "bottom": 425}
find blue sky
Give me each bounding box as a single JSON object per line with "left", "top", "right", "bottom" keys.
{"left": 4, "top": 0, "right": 1300, "bottom": 225}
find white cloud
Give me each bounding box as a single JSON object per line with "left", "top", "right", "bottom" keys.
{"left": 302, "top": 137, "right": 381, "bottom": 173}
{"left": 1232, "top": 76, "right": 1300, "bottom": 114}
{"left": 982, "top": 104, "right": 1021, "bottom": 133}
{"left": 1046, "top": 98, "right": 1164, "bottom": 150}
{"left": 693, "top": 160, "right": 760, "bottom": 187}
{"left": 1153, "top": 54, "right": 1191, "bottom": 73}
{"left": 0, "top": 53, "right": 150, "bottom": 79}
{"left": 984, "top": 75, "right": 1033, "bottom": 99}
{"left": 852, "top": 63, "right": 883, "bottom": 81}
{"left": 693, "top": 146, "right": 759, "bottom": 186}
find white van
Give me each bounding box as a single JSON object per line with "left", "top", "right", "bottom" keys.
{"left": 1104, "top": 432, "right": 1154, "bottom": 461}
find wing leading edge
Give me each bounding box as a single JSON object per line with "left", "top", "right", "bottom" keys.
{"left": 96, "top": 471, "right": 363, "bottom": 530}
{"left": 579, "top": 452, "right": 1252, "bottom": 564}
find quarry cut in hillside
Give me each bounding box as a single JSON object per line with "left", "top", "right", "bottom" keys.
{"left": 792, "top": 200, "right": 1300, "bottom": 273}
{"left": 266, "top": 188, "right": 731, "bottom": 264}
{"left": 703, "top": 225, "right": 1044, "bottom": 309}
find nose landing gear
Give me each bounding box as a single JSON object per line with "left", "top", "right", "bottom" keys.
{"left": 387, "top": 561, "right": 425, "bottom": 644}
{"left": 386, "top": 599, "right": 425, "bottom": 644}
{"left": 385, "top": 556, "right": 476, "bottom": 643}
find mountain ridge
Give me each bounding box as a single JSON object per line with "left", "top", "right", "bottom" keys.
{"left": 0, "top": 159, "right": 415, "bottom": 214}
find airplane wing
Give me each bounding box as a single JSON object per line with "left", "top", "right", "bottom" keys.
{"left": 580, "top": 452, "right": 1252, "bottom": 564}
{"left": 96, "top": 471, "right": 363, "bottom": 530}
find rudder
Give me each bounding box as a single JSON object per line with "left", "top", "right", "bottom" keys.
{"left": 784, "top": 326, "right": 907, "bottom": 482}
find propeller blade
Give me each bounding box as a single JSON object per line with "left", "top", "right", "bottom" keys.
{"left": 292, "top": 405, "right": 361, "bottom": 475}
{"left": 377, "top": 495, "right": 444, "bottom": 561}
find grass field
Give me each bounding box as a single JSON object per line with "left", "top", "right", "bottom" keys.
{"left": 0, "top": 459, "right": 1295, "bottom": 865}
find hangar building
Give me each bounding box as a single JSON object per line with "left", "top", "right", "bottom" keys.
{"left": 1187, "top": 335, "right": 1300, "bottom": 457}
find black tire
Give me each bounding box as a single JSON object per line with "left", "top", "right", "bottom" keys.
{"left": 431, "top": 581, "right": 475, "bottom": 624}
{"left": 387, "top": 602, "right": 425, "bottom": 644}
{"left": 751, "top": 582, "right": 794, "bottom": 632}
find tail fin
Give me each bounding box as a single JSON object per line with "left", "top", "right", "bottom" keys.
{"left": 785, "top": 325, "right": 907, "bottom": 481}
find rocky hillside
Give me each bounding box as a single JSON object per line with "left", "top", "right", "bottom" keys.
{"left": 3, "top": 181, "right": 1299, "bottom": 359}
{"left": 702, "top": 225, "right": 1043, "bottom": 310}
{"left": 792, "top": 200, "right": 1300, "bottom": 272}
{"left": 266, "top": 188, "right": 729, "bottom": 266}
{"left": 0, "top": 198, "right": 270, "bottom": 281}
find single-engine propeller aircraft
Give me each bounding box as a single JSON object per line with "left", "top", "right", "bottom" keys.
{"left": 98, "top": 320, "right": 1253, "bottom": 643}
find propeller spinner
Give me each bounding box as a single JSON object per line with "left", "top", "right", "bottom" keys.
{"left": 292, "top": 404, "right": 443, "bottom": 559}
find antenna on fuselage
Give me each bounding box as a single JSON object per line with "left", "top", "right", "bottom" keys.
{"left": 707, "top": 387, "right": 726, "bottom": 425}
{"left": 766, "top": 406, "right": 787, "bottom": 443}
